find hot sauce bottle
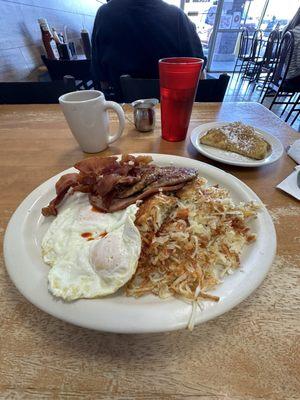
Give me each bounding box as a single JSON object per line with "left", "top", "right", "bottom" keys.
{"left": 38, "top": 18, "right": 59, "bottom": 60}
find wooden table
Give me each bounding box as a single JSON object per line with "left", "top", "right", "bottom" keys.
{"left": 0, "top": 102, "right": 299, "bottom": 399}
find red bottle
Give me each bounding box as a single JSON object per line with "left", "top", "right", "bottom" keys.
{"left": 38, "top": 18, "right": 58, "bottom": 60}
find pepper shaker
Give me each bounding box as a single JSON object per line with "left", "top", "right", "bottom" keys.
{"left": 132, "top": 99, "right": 159, "bottom": 132}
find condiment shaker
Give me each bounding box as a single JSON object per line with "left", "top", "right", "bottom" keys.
{"left": 132, "top": 99, "right": 159, "bottom": 132}
{"left": 81, "top": 29, "right": 91, "bottom": 59}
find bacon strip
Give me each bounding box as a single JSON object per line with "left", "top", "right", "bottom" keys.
{"left": 74, "top": 156, "right": 118, "bottom": 175}
{"left": 42, "top": 173, "right": 79, "bottom": 216}
{"left": 93, "top": 174, "right": 140, "bottom": 197}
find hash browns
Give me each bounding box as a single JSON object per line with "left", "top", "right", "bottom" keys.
{"left": 126, "top": 177, "right": 259, "bottom": 306}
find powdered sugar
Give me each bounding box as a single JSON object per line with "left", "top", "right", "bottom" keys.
{"left": 219, "top": 122, "right": 258, "bottom": 152}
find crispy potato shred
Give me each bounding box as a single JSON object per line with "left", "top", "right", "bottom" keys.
{"left": 126, "top": 177, "right": 259, "bottom": 328}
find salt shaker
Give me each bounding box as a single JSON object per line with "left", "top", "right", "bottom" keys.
{"left": 132, "top": 99, "right": 159, "bottom": 132}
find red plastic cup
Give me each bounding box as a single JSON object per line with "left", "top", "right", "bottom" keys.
{"left": 159, "top": 57, "right": 203, "bottom": 142}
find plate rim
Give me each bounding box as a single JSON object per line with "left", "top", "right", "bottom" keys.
{"left": 190, "top": 121, "right": 284, "bottom": 167}
{"left": 3, "top": 153, "right": 276, "bottom": 333}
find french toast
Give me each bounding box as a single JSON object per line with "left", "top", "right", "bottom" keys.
{"left": 200, "top": 122, "right": 271, "bottom": 160}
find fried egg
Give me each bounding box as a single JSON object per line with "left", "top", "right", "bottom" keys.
{"left": 42, "top": 193, "right": 141, "bottom": 301}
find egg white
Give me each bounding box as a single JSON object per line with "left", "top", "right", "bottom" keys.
{"left": 42, "top": 193, "right": 141, "bottom": 301}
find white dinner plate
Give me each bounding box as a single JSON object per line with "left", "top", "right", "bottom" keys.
{"left": 190, "top": 121, "right": 284, "bottom": 167}
{"left": 4, "top": 154, "right": 276, "bottom": 333}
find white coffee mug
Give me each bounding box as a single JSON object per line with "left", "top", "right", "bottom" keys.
{"left": 59, "top": 90, "right": 125, "bottom": 153}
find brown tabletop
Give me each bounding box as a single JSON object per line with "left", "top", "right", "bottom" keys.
{"left": 0, "top": 102, "right": 299, "bottom": 399}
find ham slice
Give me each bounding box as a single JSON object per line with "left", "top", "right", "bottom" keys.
{"left": 90, "top": 183, "right": 186, "bottom": 212}
{"left": 117, "top": 166, "right": 198, "bottom": 198}
{"left": 117, "top": 166, "right": 160, "bottom": 198}
{"left": 146, "top": 167, "right": 198, "bottom": 189}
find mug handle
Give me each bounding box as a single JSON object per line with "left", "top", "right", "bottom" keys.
{"left": 103, "top": 101, "right": 125, "bottom": 144}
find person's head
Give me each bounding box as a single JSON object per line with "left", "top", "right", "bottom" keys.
{"left": 285, "top": 7, "right": 300, "bottom": 31}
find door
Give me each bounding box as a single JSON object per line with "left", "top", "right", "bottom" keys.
{"left": 205, "top": 0, "right": 299, "bottom": 72}
{"left": 207, "top": 0, "right": 251, "bottom": 72}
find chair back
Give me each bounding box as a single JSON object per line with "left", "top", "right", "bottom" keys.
{"left": 238, "top": 28, "right": 249, "bottom": 58}
{"left": 0, "top": 76, "right": 76, "bottom": 104}
{"left": 120, "top": 75, "right": 160, "bottom": 103}
{"left": 41, "top": 55, "right": 93, "bottom": 90}
{"left": 120, "top": 74, "right": 230, "bottom": 103}
{"left": 196, "top": 74, "right": 230, "bottom": 102}
{"left": 249, "top": 29, "right": 263, "bottom": 61}
{"left": 262, "top": 29, "right": 280, "bottom": 66}
{"left": 271, "top": 31, "right": 294, "bottom": 88}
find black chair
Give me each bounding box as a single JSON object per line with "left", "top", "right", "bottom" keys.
{"left": 284, "top": 92, "right": 300, "bottom": 127}
{"left": 232, "top": 28, "right": 250, "bottom": 79}
{"left": 0, "top": 76, "right": 76, "bottom": 104}
{"left": 249, "top": 29, "right": 280, "bottom": 88}
{"left": 196, "top": 74, "right": 230, "bottom": 101}
{"left": 41, "top": 55, "right": 93, "bottom": 90}
{"left": 241, "top": 29, "right": 264, "bottom": 81}
{"left": 120, "top": 74, "right": 230, "bottom": 103}
{"left": 260, "top": 31, "right": 299, "bottom": 121}
{"left": 120, "top": 76, "right": 160, "bottom": 102}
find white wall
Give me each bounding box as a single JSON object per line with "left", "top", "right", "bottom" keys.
{"left": 0, "top": 0, "right": 100, "bottom": 81}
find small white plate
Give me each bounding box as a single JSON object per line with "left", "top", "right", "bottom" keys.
{"left": 190, "top": 122, "right": 284, "bottom": 167}
{"left": 3, "top": 154, "right": 276, "bottom": 333}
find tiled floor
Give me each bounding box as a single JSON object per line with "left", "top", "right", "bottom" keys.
{"left": 212, "top": 72, "right": 300, "bottom": 132}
